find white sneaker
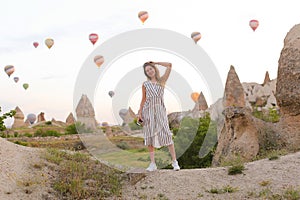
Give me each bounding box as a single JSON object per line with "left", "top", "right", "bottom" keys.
{"left": 146, "top": 162, "right": 157, "bottom": 172}
{"left": 172, "top": 160, "right": 180, "bottom": 171}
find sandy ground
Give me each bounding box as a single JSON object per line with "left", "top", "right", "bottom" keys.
{"left": 0, "top": 137, "right": 55, "bottom": 200}
{"left": 1, "top": 136, "right": 300, "bottom": 200}
{"left": 122, "top": 151, "right": 300, "bottom": 200}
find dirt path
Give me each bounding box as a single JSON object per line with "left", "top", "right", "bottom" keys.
{"left": 122, "top": 151, "right": 300, "bottom": 200}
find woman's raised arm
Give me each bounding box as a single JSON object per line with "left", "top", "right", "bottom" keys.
{"left": 155, "top": 62, "right": 172, "bottom": 83}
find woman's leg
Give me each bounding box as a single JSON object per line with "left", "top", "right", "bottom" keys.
{"left": 168, "top": 143, "right": 177, "bottom": 161}
{"left": 148, "top": 145, "right": 155, "bottom": 163}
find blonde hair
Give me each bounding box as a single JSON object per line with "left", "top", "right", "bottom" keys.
{"left": 143, "top": 62, "right": 165, "bottom": 87}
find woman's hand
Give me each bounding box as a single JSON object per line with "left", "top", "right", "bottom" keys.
{"left": 148, "top": 61, "right": 155, "bottom": 65}
{"left": 138, "top": 113, "right": 143, "bottom": 121}
{"left": 137, "top": 110, "right": 143, "bottom": 121}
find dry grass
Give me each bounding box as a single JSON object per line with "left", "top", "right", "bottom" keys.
{"left": 43, "top": 148, "right": 126, "bottom": 199}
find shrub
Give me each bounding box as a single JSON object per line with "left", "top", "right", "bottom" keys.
{"left": 45, "top": 130, "right": 61, "bottom": 137}
{"left": 173, "top": 113, "right": 218, "bottom": 169}
{"left": 34, "top": 129, "right": 44, "bottom": 137}
{"left": 45, "top": 121, "right": 52, "bottom": 125}
{"left": 14, "top": 132, "right": 19, "bottom": 137}
{"left": 228, "top": 164, "right": 245, "bottom": 175}
{"left": 65, "top": 122, "right": 92, "bottom": 135}
{"left": 171, "top": 127, "right": 179, "bottom": 135}
{"left": 65, "top": 124, "right": 78, "bottom": 135}
{"left": 128, "top": 118, "right": 142, "bottom": 130}
{"left": 252, "top": 106, "right": 280, "bottom": 123}
{"left": 34, "top": 129, "right": 61, "bottom": 137}
{"left": 116, "top": 141, "right": 130, "bottom": 150}
{"left": 14, "top": 141, "right": 28, "bottom": 146}
{"left": 23, "top": 133, "right": 33, "bottom": 137}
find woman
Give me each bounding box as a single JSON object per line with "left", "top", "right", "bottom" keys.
{"left": 138, "top": 61, "right": 180, "bottom": 171}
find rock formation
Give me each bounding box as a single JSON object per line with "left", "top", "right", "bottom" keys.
{"left": 66, "top": 113, "right": 75, "bottom": 125}
{"left": 242, "top": 79, "right": 277, "bottom": 111}
{"left": 276, "top": 24, "right": 300, "bottom": 116}
{"left": 24, "top": 119, "right": 31, "bottom": 126}
{"left": 262, "top": 71, "right": 271, "bottom": 86}
{"left": 119, "top": 107, "right": 136, "bottom": 124}
{"left": 212, "top": 66, "right": 260, "bottom": 166}
{"left": 223, "top": 65, "right": 245, "bottom": 107}
{"left": 37, "top": 112, "right": 45, "bottom": 123}
{"left": 275, "top": 24, "right": 300, "bottom": 149}
{"left": 193, "top": 92, "right": 208, "bottom": 111}
{"left": 75, "top": 94, "right": 97, "bottom": 131}
{"left": 167, "top": 111, "right": 189, "bottom": 129}
{"left": 12, "top": 106, "right": 26, "bottom": 128}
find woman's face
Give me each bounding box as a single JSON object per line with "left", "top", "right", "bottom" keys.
{"left": 145, "top": 65, "right": 156, "bottom": 78}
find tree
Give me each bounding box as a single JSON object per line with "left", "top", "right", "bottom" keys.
{"left": 0, "top": 106, "right": 16, "bottom": 132}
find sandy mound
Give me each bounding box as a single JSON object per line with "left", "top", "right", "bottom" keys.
{"left": 0, "top": 138, "right": 54, "bottom": 200}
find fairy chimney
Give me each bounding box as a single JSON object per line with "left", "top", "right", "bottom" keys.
{"left": 223, "top": 65, "right": 245, "bottom": 107}
{"left": 37, "top": 112, "right": 46, "bottom": 123}
{"left": 212, "top": 66, "right": 259, "bottom": 166}
{"left": 193, "top": 92, "right": 208, "bottom": 111}
{"left": 12, "top": 106, "right": 26, "bottom": 128}
{"left": 262, "top": 71, "right": 271, "bottom": 86}
{"left": 75, "top": 94, "right": 97, "bottom": 130}
{"left": 66, "top": 113, "right": 75, "bottom": 125}
{"left": 119, "top": 107, "right": 136, "bottom": 124}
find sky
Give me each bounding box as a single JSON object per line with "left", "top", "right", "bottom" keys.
{"left": 1, "top": 0, "right": 300, "bottom": 126}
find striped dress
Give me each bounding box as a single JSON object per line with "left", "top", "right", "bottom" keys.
{"left": 142, "top": 80, "right": 174, "bottom": 148}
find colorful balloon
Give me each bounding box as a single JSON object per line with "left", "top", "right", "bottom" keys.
{"left": 119, "top": 109, "right": 128, "bottom": 118}
{"left": 94, "top": 55, "right": 104, "bottom": 67}
{"left": 102, "top": 122, "right": 109, "bottom": 126}
{"left": 89, "top": 33, "right": 98, "bottom": 45}
{"left": 249, "top": 19, "right": 259, "bottom": 31}
{"left": 33, "top": 42, "right": 39, "bottom": 48}
{"left": 13, "top": 77, "right": 19, "bottom": 83}
{"left": 138, "top": 11, "right": 148, "bottom": 24}
{"left": 27, "top": 113, "right": 36, "bottom": 124}
{"left": 23, "top": 83, "right": 29, "bottom": 90}
{"left": 45, "top": 38, "right": 54, "bottom": 49}
{"left": 191, "top": 92, "right": 200, "bottom": 102}
{"left": 191, "top": 32, "right": 201, "bottom": 43}
{"left": 108, "top": 91, "right": 115, "bottom": 98}
{"left": 4, "top": 65, "right": 15, "bottom": 77}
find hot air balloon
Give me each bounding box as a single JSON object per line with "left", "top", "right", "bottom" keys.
{"left": 23, "top": 83, "right": 29, "bottom": 90}
{"left": 33, "top": 42, "right": 39, "bottom": 48}
{"left": 94, "top": 55, "right": 104, "bottom": 68}
{"left": 108, "top": 91, "right": 115, "bottom": 98}
{"left": 119, "top": 109, "right": 128, "bottom": 118}
{"left": 27, "top": 113, "right": 36, "bottom": 125}
{"left": 191, "top": 92, "right": 200, "bottom": 102}
{"left": 191, "top": 32, "right": 201, "bottom": 44}
{"left": 89, "top": 33, "right": 98, "bottom": 45}
{"left": 45, "top": 38, "right": 54, "bottom": 49}
{"left": 13, "top": 77, "right": 19, "bottom": 83}
{"left": 249, "top": 19, "right": 259, "bottom": 31}
{"left": 4, "top": 65, "right": 15, "bottom": 77}
{"left": 138, "top": 11, "right": 148, "bottom": 24}
{"left": 102, "top": 122, "right": 109, "bottom": 126}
